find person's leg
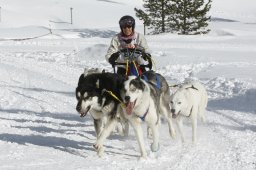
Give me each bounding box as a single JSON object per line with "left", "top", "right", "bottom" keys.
{"left": 117, "top": 67, "right": 126, "bottom": 76}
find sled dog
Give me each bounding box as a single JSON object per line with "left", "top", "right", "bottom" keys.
{"left": 120, "top": 71, "right": 176, "bottom": 158}
{"left": 76, "top": 69, "right": 128, "bottom": 156}
{"left": 170, "top": 80, "right": 208, "bottom": 143}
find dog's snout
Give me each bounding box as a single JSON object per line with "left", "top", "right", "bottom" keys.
{"left": 124, "top": 96, "right": 130, "bottom": 102}
{"left": 171, "top": 109, "right": 175, "bottom": 114}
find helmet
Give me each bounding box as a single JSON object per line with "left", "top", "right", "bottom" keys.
{"left": 119, "top": 15, "right": 135, "bottom": 31}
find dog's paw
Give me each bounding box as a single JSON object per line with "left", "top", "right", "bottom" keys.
{"left": 115, "top": 123, "right": 125, "bottom": 136}
{"left": 93, "top": 142, "right": 101, "bottom": 151}
{"left": 98, "top": 147, "right": 105, "bottom": 157}
{"left": 93, "top": 143, "right": 104, "bottom": 157}
{"left": 150, "top": 143, "right": 160, "bottom": 152}
{"left": 169, "top": 128, "right": 176, "bottom": 139}
{"left": 102, "top": 106, "right": 111, "bottom": 113}
{"left": 123, "top": 128, "right": 129, "bottom": 137}
{"left": 102, "top": 103, "right": 114, "bottom": 114}
{"left": 192, "top": 137, "right": 197, "bottom": 144}
{"left": 139, "top": 154, "right": 147, "bottom": 160}
{"left": 123, "top": 122, "right": 129, "bottom": 137}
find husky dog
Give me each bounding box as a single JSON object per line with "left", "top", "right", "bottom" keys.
{"left": 170, "top": 80, "right": 208, "bottom": 143}
{"left": 120, "top": 71, "right": 176, "bottom": 158}
{"left": 76, "top": 69, "right": 128, "bottom": 156}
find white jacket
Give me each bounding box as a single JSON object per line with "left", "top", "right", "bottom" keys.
{"left": 105, "top": 32, "right": 150, "bottom": 65}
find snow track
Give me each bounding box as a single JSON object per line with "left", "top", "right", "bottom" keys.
{"left": 0, "top": 47, "right": 255, "bottom": 170}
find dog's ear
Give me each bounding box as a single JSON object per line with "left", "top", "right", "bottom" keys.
{"left": 102, "top": 69, "right": 105, "bottom": 73}
{"left": 78, "top": 74, "right": 85, "bottom": 85}
{"left": 139, "top": 80, "right": 145, "bottom": 90}
{"left": 95, "top": 79, "right": 100, "bottom": 89}
{"left": 131, "top": 78, "right": 145, "bottom": 91}
{"left": 83, "top": 68, "right": 88, "bottom": 77}
{"left": 136, "top": 77, "right": 145, "bottom": 90}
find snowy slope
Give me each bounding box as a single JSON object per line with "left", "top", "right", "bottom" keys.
{"left": 0, "top": 0, "right": 256, "bottom": 170}
{"left": 0, "top": 0, "right": 143, "bottom": 29}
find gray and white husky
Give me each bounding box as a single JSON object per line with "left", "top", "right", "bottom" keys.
{"left": 120, "top": 71, "right": 176, "bottom": 158}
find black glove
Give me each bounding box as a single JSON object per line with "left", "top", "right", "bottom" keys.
{"left": 142, "top": 52, "right": 152, "bottom": 70}
{"left": 142, "top": 52, "right": 151, "bottom": 61}
{"left": 109, "top": 52, "right": 120, "bottom": 65}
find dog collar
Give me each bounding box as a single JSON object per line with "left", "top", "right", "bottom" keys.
{"left": 187, "top": 106, "right": 193, "bottom": 117}
{"left": 138, "top": 106, "right": 149, "bottom": 121}
{"left": 186, "top": 85, "right": 198, "bottom": 91}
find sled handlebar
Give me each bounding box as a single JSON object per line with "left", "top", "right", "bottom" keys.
{"left": 113, "top": 62, "right": 151, "bottom": 69}
{"left": 119, "top": 48, "right": 144, "bottom": 55}
{"left": 111, "top": 47, "right": 152, "bottom": 71}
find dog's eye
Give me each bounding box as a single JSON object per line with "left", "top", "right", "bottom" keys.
{"left": 130, "top": 87, "right": 136, "bottom": 92}
{"left": 170, "top": 101, "right": 173, "bottom": 104}
{"left": 76, "top": 92, "right": 81, "bottom": 100}
{"left": 83, "top": 96, "right": 91, "bottom": 100}
{"left": 178, "top": 102, "right": 181, "bottom": 105}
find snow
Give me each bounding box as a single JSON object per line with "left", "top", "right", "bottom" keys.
{"left": 0, "top": 0, "right": 256, "bottom": 169}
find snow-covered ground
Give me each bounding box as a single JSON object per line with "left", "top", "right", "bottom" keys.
{"left": 0, "top": 0, "right": 256, "bottom": 170}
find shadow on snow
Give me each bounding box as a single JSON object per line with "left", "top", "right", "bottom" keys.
{"left": 207, "top": 88, "right": 256, "bottom": 132}
{"left": 0, "top": 133, "right": 94, "bottom": 157}
{"left": 208, "top": 88, "right": 256, "bottom": 114}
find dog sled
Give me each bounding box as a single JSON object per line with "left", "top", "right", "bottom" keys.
{"left": 111, "top": 47, "right": 154, "bottom": 77}
{"left": 75, "top": 46, "right": 176, "bottom": 158}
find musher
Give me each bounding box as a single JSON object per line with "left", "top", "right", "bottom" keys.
{"left": 105, "top": 15, "right": 152, "bottom": 76}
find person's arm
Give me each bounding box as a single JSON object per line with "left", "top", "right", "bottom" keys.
{"left": 105, "top": 36, "right": 120, "bottom": 62}
{"left": 137, "top": 33, "right": 150, "bottom": 53}
{"left": 137, "top": 33, "right": 152, "bottom": 70}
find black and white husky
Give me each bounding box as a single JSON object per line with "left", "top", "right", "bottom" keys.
{"left": 120, "top": 71, "right": 176, "bottom": 158}
{"left": 75, "top": 69, "right": 128, "bottom": 156}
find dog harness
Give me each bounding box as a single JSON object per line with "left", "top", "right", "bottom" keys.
{"left": 138, "top": 106, "right": 149, "bottom": 121}
{"left": 187, "top": 106, "right": 193, "bottom": 117}
{"left": 141, "top": 73, "right": 161, "bottom": 90}
{"left": 102, "top": 89, "right": 126, "bottom": 108}
{"left": 185, "top": 85, "right": 198, "bottom": 91}
{"left": 125, "top": 60, "right": 142, "bottom": 77}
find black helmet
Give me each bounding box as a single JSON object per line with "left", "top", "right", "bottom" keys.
{"left": 119, "top": 15, "right": 135, "bottom": 31}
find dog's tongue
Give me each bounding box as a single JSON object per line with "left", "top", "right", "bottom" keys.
{"left": 125, "top": 102, "right": 134, "bottom": 115}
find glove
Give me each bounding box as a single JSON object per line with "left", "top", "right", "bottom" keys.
{"left": 142, "top": 52, "right": 151, "bottom": 61}
{"left": 142, "top": 52, "right": 152, "bottom": 70}
{"left": 109, "top": 52, "right": 120, "bottom": 65}
{"left": 148, "top": 59, "right": 153, "bottom": 70}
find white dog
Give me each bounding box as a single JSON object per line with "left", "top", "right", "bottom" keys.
{"left": 170, "top": 80, "right": 208, "bottom": 143}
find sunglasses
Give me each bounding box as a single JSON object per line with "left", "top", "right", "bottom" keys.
{"left": 119, "top": 19, "right": 134, "bottom": 28}
{"left": 122, "top": 25, "right": 132, "bottom": 29}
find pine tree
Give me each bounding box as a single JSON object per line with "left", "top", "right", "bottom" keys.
{"left": 134, "top": 8, "right": 150, "bottom": 35}
{"left": 135, "top": 0, "right": 173, "bottom": 34}
{"left": 168, "top": 0, "right": 212, "bottom": 35}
